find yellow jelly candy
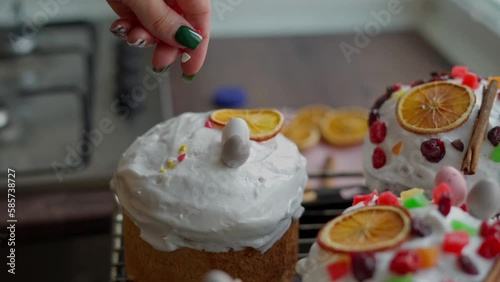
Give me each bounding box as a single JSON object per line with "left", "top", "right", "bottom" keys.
{"left": 400, "top": 188, "right": 424, "bottom": 201}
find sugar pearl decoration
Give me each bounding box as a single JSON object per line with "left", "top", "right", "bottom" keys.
{"left": 221, "top": 118, "right": 250, "bottom": 168}
{"left": 466, "top": 179, "right": 500, "bottom": 220}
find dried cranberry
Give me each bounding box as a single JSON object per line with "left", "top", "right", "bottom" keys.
{"left": 451, "top": 139, "right": 464, "bottom": 152}
{"left": 477, "top": 234, "right": 500, "bottom": 259}
{"left": 411, "top": 219, "right": 432, "bottom": 237}
{"left": 372, "top": 95, "right": 389, "bottom": 111}
{"left": 368, "top": 110, "right": 379, "bottom": 127}
{"left": 410, "top": 79, "right": 425, "bottom": 87}
{"left": 420, "top": 138, "right": 446, "bottom": 163}
{"left": 351, "top": 252, "right": 376, "bottom": 281}
{"left": 389, "top": 250, "right": 421, "bottom": 275}
{"left": 438, "top": 193, "right": 452, "bottom": 216}
{"left": 480, "top": 221, "right": 495, "bottom": 237}
{"left": 459, "top": 203, "right": 468, "bottom": 212}
{"left": 372, "top": 147, "right": 387, "bottom": 169}
{"left": 370, "top": 120, "right": 387, "bottom": 144}
{"left": 457, "top": 255, "right": 479, "bottom": 275}
{"left": 487, "top": 126, "right": 500, "bottom": 147}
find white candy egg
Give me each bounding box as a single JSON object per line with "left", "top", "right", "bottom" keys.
{"left": 466, "top": 179, "right": 500, "bottom": 220}
{"left": 221, "top": 118, "right": 249, "bottom": 144}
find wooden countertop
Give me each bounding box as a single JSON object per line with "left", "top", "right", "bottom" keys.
{"left": 1, "top": 32, "right": 451, "bottom": 240}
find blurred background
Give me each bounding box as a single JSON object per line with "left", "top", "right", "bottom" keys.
{"left": 0, "top": 0, "right": 499, "bottom": 281}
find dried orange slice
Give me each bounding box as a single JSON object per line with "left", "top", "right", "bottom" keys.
{"left": 283, "top": 122, "right": 321, "bottom": 150}
{"left": 317, "top": 205, "right": 411, "bottom": 253}
{"left": 319, "top": 108, "right": 369, "bottom": 147}
{"left": 209, "top": 109, "right": 284, "bottom": 141}
{"left": 396, "top": 81, "right": 476, "bottom": 135}
{"left": 294, "top": 105, "right": 332, "bottom": 126}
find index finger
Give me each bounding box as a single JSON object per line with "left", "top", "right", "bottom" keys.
{"left": 177, "top": 0, "right": 211, "bottom": 77}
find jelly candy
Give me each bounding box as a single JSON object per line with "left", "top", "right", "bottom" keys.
{"left": 403, "top": 194, "right": 429, "bottom": 209}
{"left": 451, "top": 220, "right": 477, "bottom": 236}
{"left": 443, "top": 231, "right": 470, "bottom": 255}
{"left": 433, "top": 182, "right": 451, "bottom": 203}
{"left": 353, "top": 190, "right": 378, "bottom": 206}
{"left": 416, "top": 247, "right": 439, "bottom": 268}
{"left": 390, "top": 250, "right": 421, "bottom": 275}
{"left": 378, "top": 191, "right": 400, "bottom": 206}
{"left": 477, "top": 234, "right": 500, "bottom": 259}
{"left": 451, "top": 66, "right": 468, "bottom": 78}
{"left": 326, "top": 260, "right": 350, "bottom": 280}
{"left": 401, "top": 188, "right": 424, "bottom": 202}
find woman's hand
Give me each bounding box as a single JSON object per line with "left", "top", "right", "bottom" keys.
{"left": 107, "top": 0, "right": 210, "bottom": 82}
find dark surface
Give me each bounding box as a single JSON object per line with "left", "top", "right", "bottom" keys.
{"left": 1, "top": 32, "right": 450, "bottom": 282}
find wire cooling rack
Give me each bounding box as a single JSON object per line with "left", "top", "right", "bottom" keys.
{"left": 109, "top": 172, "right": 366, "bottom": 282}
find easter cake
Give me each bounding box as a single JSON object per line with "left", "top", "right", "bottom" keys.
{"left": 296, "top": 172, "right": 500, "bottom": 282}
{"left": 363, "top": 66, "right": 500, "bottom": 196}
{"left": 110, "top": 109, "right": 308, "bottom": 282}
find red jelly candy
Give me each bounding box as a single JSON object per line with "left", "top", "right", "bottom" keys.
{"left": 378, "top": 191, "right": 400, "bottom": 206}
{"left": 477, "top": 234, "right": 500, "bottom": 259}
{"left": 438, "top": 194, "right": 452, "bottom": 216}
{"left": 480, "top": 221, "right": 496, "bottom": 237}
{"left": 443, "top": 231, "right": 470, "bottom": 255}
{"left": 451, "top": 66, "right": 468, "bottom": 78}
{"left": 433, "top": 182, "right": 452, "bottom": 203}
{"left": 326, "top": 261, "right": 350, "bottom": 280}
{"left": 205, "top": 121, "right": 213, "bottom": 128}
{"left": 177, "top": 153, "right": 186, "bottom": 162}
{"left": 372, "top": 147, "right": 387, "bottom": 169}
{"left": 462, "top": 72, "right": 479, "bottom": 89}
{"left": 392, "top": 83, "right": 401, "bottom": 92}
{"left": 353, "top": 190, "right": 378, "bottom": 206}
{"left": 389, "top": 250, "right": 421, "bottom": 275}
{"left": 370, "top": 120, "right": 387, "bottom": 144}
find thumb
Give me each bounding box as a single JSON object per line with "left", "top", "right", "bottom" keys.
{"left": 123, "top": 0, "right": 203, "bottom": 50}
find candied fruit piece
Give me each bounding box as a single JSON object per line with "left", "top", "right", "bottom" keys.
{"left": 487, "top": 126, "right": 500, "bottom": 146}
{"left": 403, "top": 194, "right": 429, "bottom": 209}
{"left": 385, "top": 275, "right": 413, "bottom": 282}
{"left": 389, "top": 250, "right": 421, "bottom": 275}
{"left": 326, "top": 260, "right": 350, "bottom": 280}
{"left": 370, "top": 120, "right": 387, "bottom": 144}
{"left": 477, "top": 234, "right": 500, "bottom": 259}
{"left": 353, "top": 190, "right": 378, "bottom": 206}
{"left": 416, "top": 247, "right": 439, "bottom": 268}
{"left": 493, "top": 145, "right": 500, "bottom": 163}
{"left": 451, "top": 139, "right": 464, "bottom": 152}
{"left": 459, "top": 203, "right": 468, "bottom": 212}
{"left": 351, "top": 252, "right": 376, "bottom": 281}
{"left": 457, "top": 255, "right": 479, "bottom": 275}
{"left": 392, "top": 141, "right": 404, "bottom": 156}
{"left": 411, "top": 219, "right": 432, "bottom": 237}
{"left": 438, "top": 194, "right": 452, "bottom": 216}
{"left": 451, "top": 66, "right": 468, "bottom": 78}
{"left": 433, "top": 182, "right": 452, "bottom": 203}
{"left": 421, "top": 138, "right": 446, "bottom": 163}
{"left": 378, "top": 191, "right": 400, "bottom": 206}
{"left": 451, "top": 220, "right": 477, "bottom": 236}
{"left": 372, "top": 147, "right": 387, "bottom": 169}
{"left": 392, "top": 83, "right": 402, "bottom": 92}
{"left": 401, "top": 188, "right": 424, "bottom": 201}
{"left": 443, "top": 231, "right": 470, "bottom": 255}
{"left": 462, "top": 72, "right": 479, "bottom": 89}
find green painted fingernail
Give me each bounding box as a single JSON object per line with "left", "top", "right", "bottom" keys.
{"left": 181, "top": 73, "right": 196, "bottom": 83}
{"left": 153, "top": 65, "right": 170, "bottom": 75}
{"left": 175, "top": 26, "right": 202, "bottom": 50}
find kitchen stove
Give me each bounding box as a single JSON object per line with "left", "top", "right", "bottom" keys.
{"left": 0, "top": 21, "right": 173, "bottom": 192}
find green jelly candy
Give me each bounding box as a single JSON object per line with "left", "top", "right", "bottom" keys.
{"left": 385, "top": 275, "right": 413, "bottom": 282}
{"left": 403, "top": 194, "right": 429, "bottom": 209}
{"left": 493, "top": 145, "right": 500, "bottom": 163}
{"left": 451, "top": 220, "right": 478, "bottom": 236}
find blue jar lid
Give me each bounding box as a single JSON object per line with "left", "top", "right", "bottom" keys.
{"left": 213, "top": 87, "right": 247, "bottom": 108}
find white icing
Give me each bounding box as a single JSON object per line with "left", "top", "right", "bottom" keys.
{"left": 110, "top": 112, "right": 307, "bottom": 253}
{"left": 297, "top": 198, "right": 496, "bottom": 282}
{"left": 363, "top": 78, "right": 500, "bottom": 193}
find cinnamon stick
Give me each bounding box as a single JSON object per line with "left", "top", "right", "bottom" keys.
{"left": 484, "top": 259, "right": 500, "bottom": 282}
{"left": 461, "top": 80, "right": 499, "bottom": 175}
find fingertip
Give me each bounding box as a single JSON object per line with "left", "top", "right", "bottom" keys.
{"left": 126, "top": 26, "right": 155, "bottom": 48}
{"left": 110, "top": 18, "right": 135, "bottom": 38}
{"left": 152, "top": 43, "right": 180, "bottom": 73}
